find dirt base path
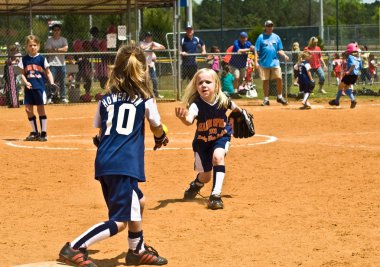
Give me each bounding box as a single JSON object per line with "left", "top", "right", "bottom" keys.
{"left": 1, "top": 98, "right": 379, "bottom": 266}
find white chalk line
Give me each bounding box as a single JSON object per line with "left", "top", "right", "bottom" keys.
{"left": 3, "top": 134, "right": 277, "bottom": 151}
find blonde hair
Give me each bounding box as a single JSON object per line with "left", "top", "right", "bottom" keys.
{"left": 24, "top": 35, "right": 40, "bottom": 46}
{"left": 308, "top": 36, "right": 318, "bottom": 47}
{"left": 106, "top": 43, "right": 153, "bottom": 99}
{"left": 182, "top": 68, "right": 230, "bottom": 109}
{"left": 299, "top": 50, "right": 311, "bottom": 61}
{"left": 292, "top": 42, "right": 300, "bottom": 51}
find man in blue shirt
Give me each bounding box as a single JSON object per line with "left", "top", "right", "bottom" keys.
{"left": 229, "top": 32, "right": 254, "bottom": 92}
{"left": 255, "top": 20, "right": 289, "bottom": 106}
{"left": 181, "top": 24, "right": 206, "bottom": 81}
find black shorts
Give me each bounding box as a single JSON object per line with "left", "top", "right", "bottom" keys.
{"left": 341, "top": 74, "right": 358, "bottom": 85}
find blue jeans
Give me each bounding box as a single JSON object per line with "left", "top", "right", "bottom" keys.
{"left": 310, "top": 67, "right": 325, "bottom": 85}
{"left": 50, "top": 66, "right": 67, "bottom": 99}
{"left": 149, "top": 66, "right": 159, "bottom": 97}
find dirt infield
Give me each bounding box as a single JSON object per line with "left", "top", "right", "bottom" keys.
{"left": 1, "top": 98, "right": 379, "bottom": 267}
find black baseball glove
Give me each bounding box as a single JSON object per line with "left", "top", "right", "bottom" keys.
{"left": 92, "top": 134, "right": 101, "bottom": 148}
{"left": 153, "top": 132, "right": 169, "bottom": 150}
{"left": 228, "top": 109, "right": 255, "bottom": 138}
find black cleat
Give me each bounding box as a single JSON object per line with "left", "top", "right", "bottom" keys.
{"left": 25, "top": 132, "right": 40, "bottom": 141}
{"left": 126, "top": 245, "right": 168, "bottom": 266}
{"left": 350, "top": 100, "right": 357, "bottom": 109}
{"left": 208, "top": 195, "right": 224, "bottom": 210}
{"left": 261, "top": 100, "right": 270, "bottom": 106}
{"left": 329, "top": 99, "right": 340, "bottom": 106}
{"left": 184, "top": 181, "right": 204, "bottom": 200}
{"left": 276, "top": 97, "right": 288, "bottom": 105}
{"left": 58, "top": 242, "right": 97, "bottom": 267}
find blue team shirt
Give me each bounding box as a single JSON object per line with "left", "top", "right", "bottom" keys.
{"left": 255, "top": 33, "right": 283, "bottom": 68}
{"left": 181, "top": 35, "right": 204, "bottom": 65}
{"left": 20, "top": 54, "right": 48, "bottom": 90}
{"left": 229, "top": 39, "right": 253, "bottom": 68}
{"left": 94, "top": 92, "right": 160, "bottom": 182}
{"left": 346, "top": 54, "right": 362, "bottom": 75}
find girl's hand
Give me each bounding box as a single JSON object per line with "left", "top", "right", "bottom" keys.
{"left": 26, "top": 82, "right": 32, "bottom": 89}
{"left": 175, "top": 107, "right": 187, "bottom": 118}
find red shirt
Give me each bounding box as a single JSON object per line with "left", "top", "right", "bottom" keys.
{"left": 305, "top": 46, "right": 322, "bottom": 69}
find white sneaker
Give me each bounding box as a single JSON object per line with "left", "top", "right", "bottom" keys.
{"left": 47, "top": 98, "right": 53, "bottom": 104}
{"left": 156, "top": 95, "right": 164, "bottom": 99}
{"left": 319, "top": 89, "right": 327, "bottom": 94}
{"left": 61, "top": 98, "right": 69, "bottom": 103}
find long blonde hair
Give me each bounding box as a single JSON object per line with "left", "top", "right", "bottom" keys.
{"left": 182, "top": 68, "right": 230, "bottom": 109}
{"left": 106, "top": 43, "right": 153, "bottom": 99}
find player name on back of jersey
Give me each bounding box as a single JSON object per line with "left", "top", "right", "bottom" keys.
{"left": 101, "top": 92, "right": 144, "bottom": 108}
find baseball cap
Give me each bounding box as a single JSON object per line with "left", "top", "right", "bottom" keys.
{"left": 240, "top": 31, "right": 248, "bottom": 38}
{"left": 145, "top": 31, "right": 153, "bottom": 37}
{"left": 185, "top": 23, "right": 193, "bottom": 30}
{"left": 264, "top": 20, "right": 274, "bottom": 26}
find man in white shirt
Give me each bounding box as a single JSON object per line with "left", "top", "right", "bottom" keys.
{"left": 45, "top": 24, "right": 69, "bottom": 103}
{"left": 139, "top": 32, "right": 166, "bottom": 99}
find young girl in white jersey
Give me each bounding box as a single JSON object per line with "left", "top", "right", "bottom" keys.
{"left": 175, "top": 68, "right": 243, "bottom": 210}
{"left": 59, "top": 43, "right": 168, "bottom": 266}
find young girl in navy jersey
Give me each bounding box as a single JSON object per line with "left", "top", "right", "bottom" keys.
{"left": 59, "top": 44, "right": 168, "bottom": 266}
{"left": 175, "top": 68, "right": 242, "bottom": 210}
{"left": 19, "top": 35, "right": 55, "bottom": 141}
{"left": 297, "top": 50, "right": 315, "bottom": 109}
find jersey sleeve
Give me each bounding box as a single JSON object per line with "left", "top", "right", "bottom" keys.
{"left": 188, "top": 102, "right": 199, "bottom": 117}
{"left": 44, "top": 57, "right": 50, "bottom": 68}
{"left": 93, "top": 101, "right": 102, "bottom": 128}
{"left": 145, "top": 98, "right": 161, "bottom": 127}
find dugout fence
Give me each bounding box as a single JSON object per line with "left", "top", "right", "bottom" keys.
{"left": 1, "top": 49, "right": 380, "bottom": 107}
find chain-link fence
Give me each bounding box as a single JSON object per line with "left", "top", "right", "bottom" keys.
{"left": 1, "top": 14, "right": 380, "bottom": 107}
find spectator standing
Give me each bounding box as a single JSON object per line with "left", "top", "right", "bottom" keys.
{"left": 254, "top": 20, "right": 289, "bottom": 106}
{"left": 4, "top": 45, "right": 21, "bottom": 107}
{"left": 304, "top": 36, "right": 327, "bottom": 94}
{"left": 44, "top": 24, "right": 69, "bottom": 103}
{"left": 180, "top": 24, "right": 206, "bottom": 81}
{"left": 360, "top": 45, "right": 370, "bottom": 86}
{"left": 139, "top": 32, "right": 166, "bottom": 99}
{"left": 90, "top": 26, "right": 109, "bottom": 90}
{"left": 291, "top": 42, "right": 300, "bottom": 86}
{"left": 73, "top": 40, "right": 92, "bottom": 96}
{"left": 229, "top": 32, "right": 255, "bottom": 92}
{"left": 368, "top": 53, "right": 377, "bottom": 85}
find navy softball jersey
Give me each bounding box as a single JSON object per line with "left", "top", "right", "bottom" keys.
{"left": 93, "top": 92, "right": 162, "bottom": 181}
{"left": 18, "top": 54, "right": 49, "bottom": 105}
{"left": 189, "top": 97, "right": 236, "bottom": 147}
{"left": 19, "top": 54, "right": 49, "bottom": 90}
{"left": 298, "top": 60, "right": 313, "bottom": 93}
